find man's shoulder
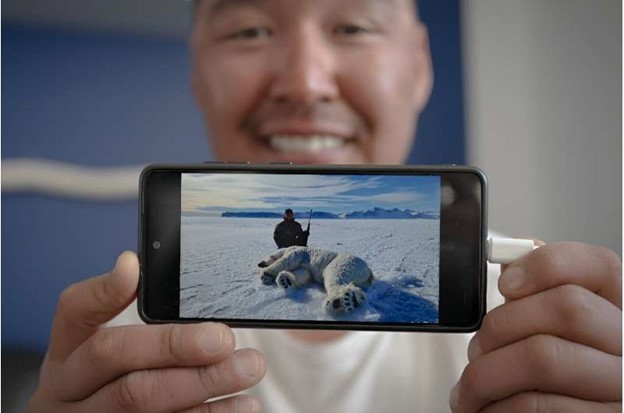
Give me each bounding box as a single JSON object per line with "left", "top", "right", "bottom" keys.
{"left": 277, "top": 220, "right": 301, "bottom": 228}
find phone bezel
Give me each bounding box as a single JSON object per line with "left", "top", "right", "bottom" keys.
{"left": 138, "top": 163, "right": 488, "bottom": 333}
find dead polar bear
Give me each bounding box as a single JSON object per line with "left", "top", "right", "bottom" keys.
{"left": 257, "top": 246, "right": 374, "bottom": 314}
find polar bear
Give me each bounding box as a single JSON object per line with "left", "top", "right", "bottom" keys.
{"left": 257, "top": 246, "right": 374, "bottom": 314}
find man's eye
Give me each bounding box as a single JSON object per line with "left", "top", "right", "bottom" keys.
{"left": 335, "top": 25, "right": 370, "bottom": 36}
{"left": 231, "top": 27, "right": 271, "bottom": 39}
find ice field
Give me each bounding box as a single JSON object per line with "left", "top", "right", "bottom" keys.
{"left": 180, "top": 217, "right": 439, "bottom": 323}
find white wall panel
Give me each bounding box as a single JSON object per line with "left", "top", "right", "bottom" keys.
{"left": 463, "top": 0, "right": 622, "bottom": 254}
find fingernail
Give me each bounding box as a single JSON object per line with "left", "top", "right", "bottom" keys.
{"left": 500, "top": 266, "right": 526, "bottom": 293}
{"left": 233, "top": 350, "right": 261, "bottom": 378}
{"left": 449, "top": 383, "right": 459, "bottom": 410}
{"left": 237, "top": 396, "right": 260, "bottom": 413}
{"left": 113, "top": 252, "right": 127, "bottom": 274}
{"left": 199, "top": 324, "right": 224, "bottom": 354}
{"left": 467, "top": 335, "right": 481, "bottom": 361}
{"left": 115, "top": 250, "right": 135, "bottom": 267}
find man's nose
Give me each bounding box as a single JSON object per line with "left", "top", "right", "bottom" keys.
{"left": 268, "top": 30, "right": 339, "bottom": 105}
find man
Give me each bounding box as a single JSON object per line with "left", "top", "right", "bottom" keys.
{"left": 273, "top": 208, "right": 310, "bottom": 248}
{"left": 29, "top": 1, "right": 621, "bottom": 412}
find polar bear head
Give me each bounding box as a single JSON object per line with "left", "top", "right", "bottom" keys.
{"left": 257, "top": 247, "right": 290, "bottom": 268}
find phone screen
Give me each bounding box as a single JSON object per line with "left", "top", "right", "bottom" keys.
{"left": 140, "top": 165, "right": 486, "bottom": 332}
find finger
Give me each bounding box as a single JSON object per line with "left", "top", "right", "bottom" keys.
{"left": 498, "top": 242, "right": 622, "bottom": 308}
{"left": 49, "top": 251, "right": 139, "bottom": 361}
{"left": 81, "top": 348, "right": 266, "bottom": 413}
{"left": 479, "top": 392, "right": 621, "bottom": 413}
{"left": 498, "top": 238, "right": 545, "bottom": 277}
{"left": 57, "top": 322, "right": 235, "bottom": 401}
{"left": 469, "top": 284, "right": 622, "bottom": 361}
{"left": 177, "top": 395, "right": 261, "bottom": 413}
{"left": 450, "top": 335, "right": 621, "bottom": 413}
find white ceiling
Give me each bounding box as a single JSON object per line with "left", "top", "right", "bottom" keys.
{"left": 2, "top": 0, "right": 193, "bottom": 38}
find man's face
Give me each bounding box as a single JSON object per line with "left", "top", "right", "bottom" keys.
{"left": 191, "top": 0, "right": 432, "bottom": 164}
{"left": 285, "top": 211, "right": 294, "bottom": 221}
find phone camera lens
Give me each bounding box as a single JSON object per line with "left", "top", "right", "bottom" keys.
{"left": 152, "top": 241, "right": 161, "bottom": 250}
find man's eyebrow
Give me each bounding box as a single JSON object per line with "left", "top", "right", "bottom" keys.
{"left": 207, "top": 0, "right": 263, "bottom": 16}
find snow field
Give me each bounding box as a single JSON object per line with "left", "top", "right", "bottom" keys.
{"left": 180, "top": 217, "right": 439, "bottom": 323}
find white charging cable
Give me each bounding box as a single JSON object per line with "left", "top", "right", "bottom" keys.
{"left": 487, "top": 238, "right": 540, "bottom": 264}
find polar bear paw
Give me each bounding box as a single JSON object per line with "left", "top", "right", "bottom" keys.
{"left": 260, "top": 270, "right": 275, "bottom": 286}
{"left": 324, "top": 286, "right": 366, "bottom": 314}
{"left": 276, "top": 271, "right": 295, "bottom": 290}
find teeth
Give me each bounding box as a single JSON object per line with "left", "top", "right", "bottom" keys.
{"left": 269, "top": 135, "right": 345, "bottom": 153}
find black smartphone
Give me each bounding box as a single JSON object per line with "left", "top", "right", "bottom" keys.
{"left": 138, "top": 164, "right": 487, "bottom": 332}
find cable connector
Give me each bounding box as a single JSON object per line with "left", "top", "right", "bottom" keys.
{"left": 487, "top": 237, "right": 540, "bottom": 264}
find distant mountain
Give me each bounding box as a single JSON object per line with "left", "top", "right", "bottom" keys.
{"left": 222, "top": 211, "right": 339, "bottom": 219}
{"left": 345, "top": 207, "right": 416, "bottom": 219}
{"left": 307, "top": 211, "right": 340, "bottom": 219}
{"left": 221, "top": 207, "right": 439, "bottom": 220}
{"left": 411, "top": 211, "right": 440, "bottom": 220}
{"left": 222, "top": 212, "right": 282, "bottom": 218}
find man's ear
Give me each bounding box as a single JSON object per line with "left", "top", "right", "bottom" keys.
{"left": 412, "top": 24, "right": 434, "bottom": 112}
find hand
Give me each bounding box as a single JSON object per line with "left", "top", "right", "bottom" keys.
{"left": 29, "top": 251, "right": 266, "bottom": 413}
{"left": 450, "top": 241, "right": 622, "bottom": 412}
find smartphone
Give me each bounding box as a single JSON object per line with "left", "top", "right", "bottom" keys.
{"left": 139, "top": 164, "right": 487, "bottom": 332}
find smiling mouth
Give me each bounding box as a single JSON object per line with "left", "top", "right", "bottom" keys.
{"left": 266, "top": 134, "right": 351, "bottom": 154}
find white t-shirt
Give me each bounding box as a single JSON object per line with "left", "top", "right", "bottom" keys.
{"left": 235, "top": 329, "right": 470, "bottom": 412}
{"left": 234, "top": 262, "right": 502, "bottom": 413}
{"left": 111, "top": 263, "right": 502, "bottom": 413}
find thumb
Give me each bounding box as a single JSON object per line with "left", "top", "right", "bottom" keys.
{"left": 48, "top": 251, "right": 139, "bottom": 362}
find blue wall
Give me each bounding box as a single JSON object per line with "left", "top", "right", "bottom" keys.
{"left": 2, "top": 0, "right": 465, "bottom": 351}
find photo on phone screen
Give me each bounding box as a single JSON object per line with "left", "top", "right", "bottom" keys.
{"left": 140, "top": 164, "right": 486, "bottom": 331}
{"left": 179, "top": 173, "right": 441, "bottom": 324}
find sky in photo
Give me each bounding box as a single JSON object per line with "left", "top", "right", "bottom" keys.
{"left": 182, "top": 173, "right": 440, "bottom": 215}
